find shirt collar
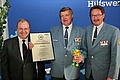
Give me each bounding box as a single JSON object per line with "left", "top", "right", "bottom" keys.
{"left": 94, "top": 22, "right": 104, "bottom": 29}
{"left": 18, "top": 36, "right": 28, "bottom": 42}
{"left": 63, "top": 23, "right": 72, "bottom": 30}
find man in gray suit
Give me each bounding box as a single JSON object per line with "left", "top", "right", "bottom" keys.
{"left": 1, "top": 18, "right": 45, "bottom": 80}
{"left": 85, "top": 5, "right": 120, "bottom": 80}
{"left": 50, "top": 7, "right": 87, "bottom": 80}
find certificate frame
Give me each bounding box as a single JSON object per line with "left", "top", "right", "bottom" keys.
{"left": 30, "top": 32, "right": 54, "bottom": 62}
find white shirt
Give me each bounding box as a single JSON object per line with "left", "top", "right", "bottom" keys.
{"left": 18, "top": 36, "right": 28, "bottom": 61}
{"left": 92, "top": 22, "right": 104, "bottom": 42}
{"left": 63, "top": 23, "right": 72, "bottom": 41}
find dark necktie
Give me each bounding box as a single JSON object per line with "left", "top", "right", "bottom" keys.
{"left": 22, "top": 40, "right": 27, "bottom": 61}
{"left": 92, "top": 27, "right": 97, "bottom": 45}
{"left": 64, "top": 27, "right": 69, "bottom": 47}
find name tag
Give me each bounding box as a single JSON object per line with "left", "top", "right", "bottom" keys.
{"left": 53, "top": 39, "right": 58, "bottom": 42}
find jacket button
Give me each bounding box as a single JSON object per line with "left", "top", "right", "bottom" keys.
{"left": 64, "top": 46, "right": 66, "bottom": 48}
{"left": 91, "top": 56, "right": 94, "bottom": 58}
{"left": 23, "top": 64, "right": 26, "bottom": 67}
{"left": 65, "top": 54, "right": 67, "bottom": 57}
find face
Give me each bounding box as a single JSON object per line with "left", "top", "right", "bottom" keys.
{"left": 60, "top": 10, "right": 73, "bottom": 26}
{"left": 91, "top": 9, "right": 105, "bottom": 26}
{"left": 17, "top": 21, "right": 30, "bottom": 39}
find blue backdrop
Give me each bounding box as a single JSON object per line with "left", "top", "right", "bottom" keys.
{"left": 8, "top": 0, "right": 120, "bottom": 35}
{"left": 1, "top": 0, "right": 120, "bottom": 80}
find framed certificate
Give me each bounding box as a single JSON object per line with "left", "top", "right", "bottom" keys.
{"left": 30, "top": 32, "right": 54, "bottom": 62}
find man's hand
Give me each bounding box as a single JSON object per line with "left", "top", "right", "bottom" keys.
{"left": 73, "top": 55, "right": 83, "bottom": 63}
{"left": 28, "top": 42, "right": 34, "bottom": 50}
{"left": 107, "top": 78, "right": 115, "bottom": 80}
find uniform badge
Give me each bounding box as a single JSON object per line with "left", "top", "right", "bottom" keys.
{"left": 100, "top": 40, "right": 108, "bottom": 47}
{"left": 118, "top": 39, "right": 120, "bottom": 45}
{"left": 74, "top": 38, "right": 81, "bottom": 42}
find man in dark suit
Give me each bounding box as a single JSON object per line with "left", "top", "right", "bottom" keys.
{"left": 50, "top": 7, "right": 87, "bottom": 80}
{"left": 85, "top": 5, "right": 120, "bottom": 80}
{"left": 1, "top": 18, "right": 45, "bottom": 80}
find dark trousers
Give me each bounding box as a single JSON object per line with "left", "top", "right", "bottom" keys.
{"left": 86, "top": 72, "right": 118, "bottom": 80}
{"left": 86, "top": 71, "right": 94, "bottom": 80}
{"left": 118, "top": 69, "right": 120, "bottom": 80}
{"left": 51, "top": 76, "right": 79, "bottom": 80}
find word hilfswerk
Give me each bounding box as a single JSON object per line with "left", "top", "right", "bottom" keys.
{"left": 88, "top": 0, "right": 120, "bottom": 7}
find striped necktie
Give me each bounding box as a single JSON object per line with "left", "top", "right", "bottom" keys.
{"left": 92, "top": 27, "right": 97, "bottom": 45}
{"left": 64, "top": 27, "right": 69, "bottom": 47}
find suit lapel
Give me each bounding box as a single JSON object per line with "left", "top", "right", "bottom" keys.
{"left": 67, "top": 26, "right": 77, "bottom": 47}
{"left": 24, "top": 41, "right": 31, "bottom": 63}
{"left": 12, "top": 37, "right": 23, "bottom": 62}
{"left": 92, "top": 23, "right": 106, "bottom": 48}
{"left": 57, "top": 26, "right": 65, "bottom": 46}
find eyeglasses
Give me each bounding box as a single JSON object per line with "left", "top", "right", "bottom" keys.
{"left": 18, "top": 28, "right": 30, "bottom": 31}
{"left": 91, "top": 14, "right": 103, "bottom": 17}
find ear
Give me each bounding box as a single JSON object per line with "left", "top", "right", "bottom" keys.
{"left": 72, "top": 14, "right": 74, "bottom": 18}
{"left": 103, "top": 14, "right": 105, "bottom": 19}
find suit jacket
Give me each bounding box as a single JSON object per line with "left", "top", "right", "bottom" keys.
{"left": 1, "top": 37, "right": 38, "bottom": 80}
{"left": 50, "top": 25, "right": 87, "bottom": 80}
{"left": 85, "top": 22, "right": 120, "bottom": 80}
